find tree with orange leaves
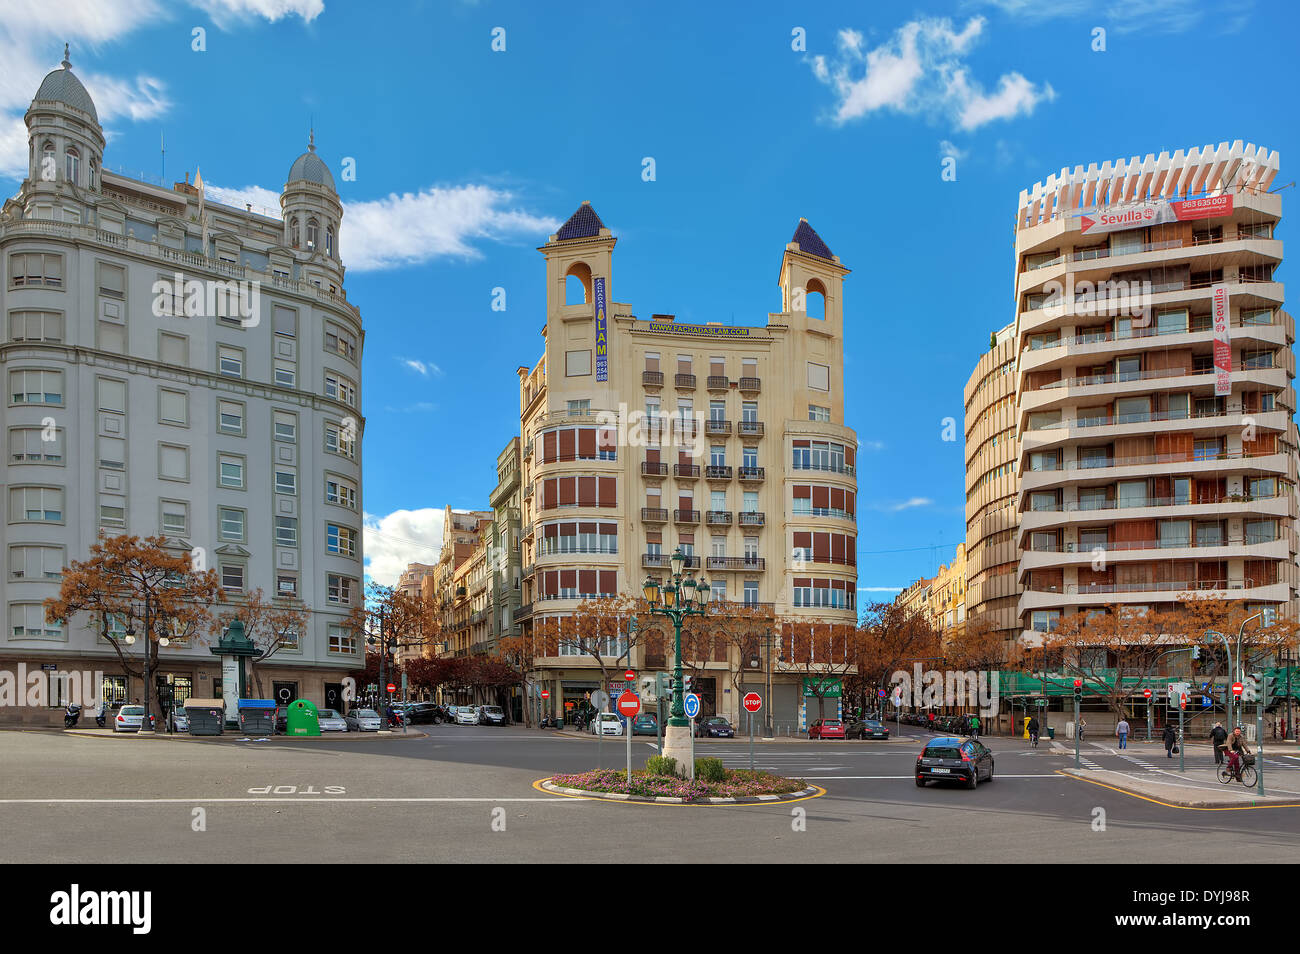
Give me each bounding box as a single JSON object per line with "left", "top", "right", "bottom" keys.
{"left": 781, "top": 617, "right": 861, "bottom": 723}
{"left": 533, "top": 595, "right": 641, "bottom": 711}
{"left": 44, "top": 533, "right": 223, "bottom": 730}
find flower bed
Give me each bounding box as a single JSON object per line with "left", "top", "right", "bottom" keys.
{"left": 549, "top": 768, "right": 805, "bottom": 800}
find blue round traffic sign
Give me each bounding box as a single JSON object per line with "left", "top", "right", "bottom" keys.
{"left": 684, "top": 693, "right": 700, "bottom": 719}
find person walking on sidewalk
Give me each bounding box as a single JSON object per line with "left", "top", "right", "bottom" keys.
{"left": 1162, "top": 723, "right": 1176, "bottom": 758}
{"left": 1116, "top": 716, "right": 1130, "bottom": 750}
{"left": 1210, "top": 722, "right": 1228, "bottom": 765}
{"left": 969, "top": 714, "right": 980, "bottom": 739}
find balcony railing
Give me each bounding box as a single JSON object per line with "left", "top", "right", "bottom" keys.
{"left": 1029, "top": 534, "right": 1274, "bottom": 555}
{"left": 1026, "top": 578, "right": 1257, "bottom": 595}
{"left": 706, "top": 510, "right": 733, "bottom": 525}
{"left": 642, "top": 553, "right": 669, "bottom": 568}
{"left": 1025, "top": 315, "right": 1282, "bottom": 354}
{"left": 738, "top": 511, "right": 766, "bottom": 527}
{"left": 641, "top": 461, "right": 669, "bottom": 476}
{"left": 1057, "top": 448, "right": 1281, "bottom": 471}
{"left": 512, "top": 602, "right": 533, "bottom": 622}
{"left": 707, "top": 375, "right": 730, "bottom": 390}
{"left": 738, "top": 377, "right": 761, "bottom": 393}
{"left": 738, "top": 466, "right": 765, "bottom": 482}
{"left": 738, "top": 421, "right": 765, "bottom": 437}
{"left": 1032, "top": 406, "right": 1240, "bottom": 432}
{"left": 674, "top": 509, "right": 700, "bottom": 524}
{"left": 792, "top": 462, "right": 856, "bottom": 476}
{"left": 642, "top": 370, "right": 665, "bottom": 387}
{"left": 706, "top": 465, "right": 733, "bottom": 480}
{"left": 707, "top": 556, "right": 766, "bottom": 571}
{"left": 641, "top": 507, "right": 669, "bottom": 522}
{"left": 675, "top": 373, "right": 696, "bottom": 389}
{"left": 705, "top": 419, "right": 732, "bottom": 435}
{"left": 1027, "top": 491, "right": 1281, "bottom": 514}
{"left": 673, "top": 463, "right": 700, "bottom": 478}
{"left": 1033, "top": 366, "right": 1202, "bottom": 392}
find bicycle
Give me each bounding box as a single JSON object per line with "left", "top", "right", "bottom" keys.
{"left": 1028, "top": 731, "right": 1039, "bottom": 748}
{"left": 1218, "top": 753, "right": 1257, "bottom": 787}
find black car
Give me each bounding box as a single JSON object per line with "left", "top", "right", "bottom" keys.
{"left": 915, "top": 737, "right": 994, "bottom": 789}
{"left": 845, "top": 719, "right": 890, "bottom": 740}
{"left": 406, "top": 703, "right": 447, "bottom": 725}
{"left": 695, "top": 716, "right": 735, "bottom": 738}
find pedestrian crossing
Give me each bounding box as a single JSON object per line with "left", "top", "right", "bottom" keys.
{"left": 1118, "top": 753, "right": 1160, "bottom": 771}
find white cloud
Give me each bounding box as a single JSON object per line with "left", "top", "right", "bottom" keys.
{"left": 866, "top": 497, "right": 933, "bottom": 512}
{"left": 363, "top": 508, "right": 445, "bottom": 587}
{"left": 191, "top": 0, "right": 323, "bottom": 25}
{"left": 202, "top": 183, "right": 282, "bottom": 216}
{"left": 938, "top": 140, "right": 967, "bottom": 161}
{"left": 974, "top": 0, "right": 1235, "bottom": 34}
{"left": 810, "top": 16, "right": 1053, "bottom": 131}
{"left": 400, "top": 358, "right": 443, "bottom": 377}
{"left": 860, "top": 439, "right": 886, "bottom": 451}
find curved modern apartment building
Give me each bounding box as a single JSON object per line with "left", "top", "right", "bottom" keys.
{"left": 1012, "top": 141, "right": 1297, "bottom": 637}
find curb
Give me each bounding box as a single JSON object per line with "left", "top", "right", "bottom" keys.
{"left": 57, "top": 728, "right": 425, "bottom": 742}
{"left": 538, "top": 778, "right": 821, "bottom": 805}
{"left": 1058, "top": 768, "right": 1300, "bottom": 809}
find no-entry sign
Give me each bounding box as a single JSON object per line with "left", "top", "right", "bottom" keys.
{"left": 617, "top": 690, "right": 640, "bottom": 718}
{"left": 1232, "top": 682, "right": 1245, "bottom": 698}
{"left": 624, "top": 669, "right": 636, "bottom": 681}
{"left": 1143, "top": 689, "right": 1152, "bottom": 698}
{"left": 742, "top": 692, "right": 763, "bottom": 713}
{"left": 541, "top": 690, "right": 550, "bottom": 699}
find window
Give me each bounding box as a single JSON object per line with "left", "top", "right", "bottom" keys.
{"left": 97, "top": 436, "right": 125, "bottom": 470}
{"left": 275, "top": 468, "right": 297, "bottom": 495}
{"left": 806, "top": 362, "right": 830, "bottom": 391}
{"left": 159, "top": 443, "right": 189, "bottom": 482}
{"left": 219, "top": 507, "right": 245, "bottom": 542}
{"left": 9, "top": 252, "right": 63, "bottom": 288}
{"left": 161, "top": 500, "right": 188, "bottom": 535}
{"left": 159, "top": 331, "right": 188, "bottom": 365}
{"left": 10, "top": 486, "right": 63, "bottom": 523}
{"left": 742, "top": 401, "right": 758, "bottom": 423}
{"left": 272, "top": 305, "right": 297, "bottom": 339}
{"left": 743, "top": 580, "right": 758, "bottom": 606}
{"left": 567, "top": 399, "right": 591, "bottom": 416}
{"left": 324, "top": 372, "right": 357, "bottom": 406}
{"left": 8, "top": 310, "right": 63, "bottom": 342}
{"left": 159, "top": 388, "right": 188, "bottom": 426}
{"left": 326, "top": 477, "right": 357, "bottom": 510}
{"left": 711, "top": 579, "right": 727, "bottom": 602}
{"left": 743, "top": 491, "right": 759, "bottom": 513}
{"left": 274, "top": 411, "right": 297, "bottom": 443}
{"left": 808, "top": 404, "right": 830, "bottom": 422}
{"left": 710, "top": 445, "right": 726, "bottom": 466}
{"left": 217, "top": 400, "right": 244, "bottom": 435}
{"left": 10, "top": 369, "right": 63, "bottom": 406}
{"left": 8, "top": 545, "right": 63, "bottom": 581}
{"left": 306, "top": 219, "right": 318, "bottom": 250}
{"left": 1031, "top": 610, "right": 1061, "bottom": 633}
{"left": 326, "top": 524, "right": 357, "bottom": 556}
{"left": 742, "top": 446, "right": 758, "bottom": 468}
{"left": 98, "top": 501, "right": 125, "bottom": 529}
{"left": 10, "top": 603, "right": 62, "bottom": 640}
{"left": 9, "top": 426, "right": 63, "bottom": 463}
{"left": 218, "top": 346, "right": 244, "bottom": 378}
{"left": 325, "top": 421, "right": 356, "bottom": 459}
{"left": 65, "top": 147, "right": 80, "bottom": 184}
{"left": 325, "top": 322, "right": 356, "bottom": 360}
{"left": 709, "top": 400, "right": 726, "bottom": 422}
{"left": 325, "top": 225, "right": 334, "bottom": 257}
{"left": 276, "top": 573, "right": 298, "bottom": 597}
{"left": 328, "top": 623, "right": 357, "bottom": 654}
{"left": 565, "top": 350, "right": 592, "bottom": 377}
{"left": 275, "top": 516, "right": 299, "bottom": 548}
{"left": 218, "top": 454, "right": 245, "bottom": 489}
{"left": 220, "top": 564, "right": 245, "bottom": 592}
{"left": 274, "top": 361, "right": 297, "bottom": 388}
{"left": 1242, "top": 350, "right": 1274, "bottom": 370}
{"left": 327, "top": 574, "right": 355, "bottom": 605}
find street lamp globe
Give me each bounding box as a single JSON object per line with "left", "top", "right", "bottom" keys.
{"left": 663, "top": 586, "right": 678, "bottom": 609}
{"left": 680, "top": 579, "right": 695, "bottom": 607}
{"left": 670, "top": 547, "right": 685, "bottom": 578}
{"left": 642, "top": 577, "right": 660, "bottom": 605}
{"left": 696, "top": 578, "right": 711, "bottom": 607}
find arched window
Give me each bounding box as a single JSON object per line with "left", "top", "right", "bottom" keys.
{"left": 290, "top": 217, "right": 300, "bottom": 248}
{"left": 87, "top": 157, "right": 97, "bottom": 190}
{"left": 805, "top": 278, "right": 827, "bottom": 320}
{"left": 65, "top": 147, "right": 80, "bottom": 185}
{"left": 564, "top": 261, "right": 592, "bottom": 305}
{"left": 325, "top": 224, "right": 334, "bottom": 257}
{"left": 41, "top": 142, "right": 55, "bottom": 181}
{"left": 306, "top": 218, "right": 318, "bottom": 251}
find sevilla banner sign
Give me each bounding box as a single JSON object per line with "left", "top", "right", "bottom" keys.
{"left": 1212, "top": 283, "right": 1231, "bottom": 396}
{"left": 1076, "top": 194, "right": 1233, "bottom": 236}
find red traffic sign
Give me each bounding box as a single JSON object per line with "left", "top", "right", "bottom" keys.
{"left": 541, "top": 690, "right": 550, "bottom": 699}
{"left": 1180, "top": 693, "right": 1187, "bottom": 710}
{"left": 1142, "top": 688, "right": 1152, "bottom": 698}
{"left": 386, "top": 683, "right": 395, "bottom": 693}
{"left": 624, "top": 669, "right": 636, "bottom": 681}
{"left": 1231, "top": 682, "right": 1244, "bottom": 697}
{"left": 617, "top": 690, "right": 640, "bottom": 718}
{"left": 742, "top": 692, "right": 763, "bottom": 713}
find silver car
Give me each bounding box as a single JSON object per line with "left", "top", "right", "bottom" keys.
{"left": 345, "top": 708, "right": 382, "bottom": 731}
{"left": 456, "top": 705, "right": 479, "bottom": 725}
{"left": 317, "top": 708, "right": 349, "bottom": 732}
{"left": 113, "top": 705, "right": 154, "bottom": 733}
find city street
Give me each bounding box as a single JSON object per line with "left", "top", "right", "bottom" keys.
{"left": 2, "top": 726, "right": 1298, "bottom": 864}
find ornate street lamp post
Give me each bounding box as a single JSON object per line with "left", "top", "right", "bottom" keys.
{"left": 643, "top": 547, "right": 712, "bottom": 774}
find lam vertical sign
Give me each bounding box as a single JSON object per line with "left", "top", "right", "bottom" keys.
{"left": 1212, "top": 283, "right": 1231, "bottom": 397}
{"left": 594, "top": 276, "right": 608, "bottom": 382}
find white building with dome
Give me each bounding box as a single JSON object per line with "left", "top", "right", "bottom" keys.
{"left": 0, "top": 48, "right": 365, "bottom": 723}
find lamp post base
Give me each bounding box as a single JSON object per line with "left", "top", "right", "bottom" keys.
{"left": 663, "top": 723, "right": 694, "bottom": 778}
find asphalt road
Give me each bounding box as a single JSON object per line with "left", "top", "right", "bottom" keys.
{"left": 2, "top": 726, "right": 1298, "bottom": 863}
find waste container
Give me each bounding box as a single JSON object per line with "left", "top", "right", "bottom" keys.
{"left": 185, "top": 698, "right": 225, "bottom": 736}
{"left": 237, "top": 699, "right": 277, "bottom": 736}
{"left": 1047, "top": 727, "right": 1055, "bottom": 740}
{"left": 285, "top": 699, "right": 321, "bottom": 736}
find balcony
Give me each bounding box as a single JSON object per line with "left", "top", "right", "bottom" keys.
{"left": 707, "top": 375, "right": 730, "bottom": 391}
{"left": 706, "top": 465, "right": 733, "bottom": 480}
{"left": 642, "top": 370, "right": 665, "bottom": 387}
{"left": 513, "top": 602, "right": 533, "bottom": 622}
{"left": 675, "top": 373, "right": 696, "bottom": 390}
{"left": 674, "top": 509, "right": 700, "bottom": 525}
{"left": 523, "top": 483, "right": 534, "bottom": 499}
{"left": 737, "top": 421, "right": 765, "bottom": 438}
{"left": 738, "top": 377, "right": 761, "bottom": 393}
{"left": 641, "top": 461, "right": 669, "bottom": 477}
{"left": 644, "top": 553, "right": 700, "bottom": 569}
{"left": 706, "top": 510, "right": 733, "bottom": 526}
{"left": 522, "top": 562, "right": 535, "bottom": 578}
{"left": 706, "top": 556, "right": 766, "bottom": 571}
{"left": 641, "top": 507, "right": 669, "bottom": 523}
{"left": 705, "top": 419, "right": 732, "bottom": 436}
{"left": 738, "top": 511, "right": 766, "bottom": 527}
{"left": 673, "top": 463, "right": 700, "bottom": 479}
{"left": 521, "top": 522, "right": 534, "bottom": 539}
{"left": 738, "top": 466, "right": 765, "bottom": 483}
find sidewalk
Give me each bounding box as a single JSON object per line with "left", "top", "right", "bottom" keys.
{"left": 57, "top": 726, "right": 425, "bottom": 742}
{"left": 1061, "top": 764, "right": 1300, "bottom": 808}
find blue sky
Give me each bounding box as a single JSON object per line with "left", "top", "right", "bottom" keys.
{"left": 3, "top": 0, "right": 1291, "bottom": 594}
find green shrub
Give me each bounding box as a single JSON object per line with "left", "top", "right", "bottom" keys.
{"left": 645, "top": 755, "right": 678, "bottom": 777}
{"left": 695, "top": 757, "right": 726, "bottom": 782}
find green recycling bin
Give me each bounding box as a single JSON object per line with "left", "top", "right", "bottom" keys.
{"left": 286, "top": 699, "right": 321, "bottom": 736}
{"left": 1046, "top": 727, "right": 1055, "bottom": 740}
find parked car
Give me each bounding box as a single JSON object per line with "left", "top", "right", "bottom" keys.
{"left": 406, "top": 703, "right": 446, "bottom": 725}
{"left": 113, "top": 705, "right": 154, "bottom": 733}
{"left": 915, "top": 737, "right": 994, "bottom": 789}
{"left": 590, "top": 712, "right": 623, "bottom": 736}
{"left": 809, "top": 718, "right": 846, "bottom": 740}
{"left": 631, "top": 713, "right": 659, "bottom": 736}
{"left": 170, "top": 708, "right": 189, "bottom": 733}
{"left": 695, "top": 716, "right": 735, "bottom": 738}
{"left": 317, "top": 708, "right": 349, "bottom": 732}
{"left": 345, "top": 708, "right": 382, "bottom": 732}
{"left": 477, "top": 705, "right": 507, "bottom": 726}
{"left": 456, "top": 706, "right": 479, "bottom": 725}
{"left": 845, "top": 719, "right": 890, "bottom": 740}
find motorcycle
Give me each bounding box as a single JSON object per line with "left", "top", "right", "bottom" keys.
{"left": 94, "top": 709, "right": 106, "bottom": 728}
{"left": 63, "top": 703, "right": 82, "bottom": 728}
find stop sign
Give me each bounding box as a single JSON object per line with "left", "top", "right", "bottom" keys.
{"left": 1143, "top": 688, "right": 1152, "bottom": 698}
{"left": 1232, "top": 682, "right": 1244, "bottom": 698}
{"left": 624, "top": 669, "right": 635, "bottom": 681}
{"left": 742, "top": 692, "right": 763, "bottom": 713}
{"left": 617, "top": 690, "right": 640, "bottom": 718}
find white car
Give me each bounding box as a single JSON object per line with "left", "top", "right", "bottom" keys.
{"left": 170, "top": 709, "right": 189, "bottom": 733}
{"left": 590, "top": 712, "right": 623, "bottom": 737}
{"left": 345, "top": 708, "right": 382, "bottom": 731}
{"left": 456, "top": 706, "right": 479, "bottom": 725}
{"left": 317, "top": 708, "right": 349, "bottom": 732}
{"left": 113, "top": 705, "right": 154, "bottom": 733}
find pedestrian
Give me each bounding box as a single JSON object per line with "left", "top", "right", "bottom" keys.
{"left": 927, "top": 711, "right": 935, "bottom": 732}
{"left": 1116, "top": 716, "right": 1130, "bottom": 750}
{"left": 969, "top": 713, "right": 980, "bottom": 739}
{"left": 1210, "top": 721, "right": 1228, "bottom": 764}
{"left": 1077, "top": 718, "right": 1087, "bottom": 742}
{"left": 1162, "top": 723, "right": 1176, "bottom": 758}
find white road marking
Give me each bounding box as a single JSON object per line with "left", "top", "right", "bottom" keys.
{"left": 0, "top": 797, "right": 582, "bottom": 804}
{"left": 801, "top": 774, "right": 1056, "bottom": 780}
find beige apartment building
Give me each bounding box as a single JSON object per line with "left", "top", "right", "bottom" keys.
{"left": 1012, "top": 140, "right": 1297, "bottom": 637}
{"left": 514, "top": 204, "right": 859, "bottom": 729}
{"left": 424, "top": 506, "right": 491, "bottom": 657}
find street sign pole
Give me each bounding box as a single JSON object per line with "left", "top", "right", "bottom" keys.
{"left": 1146, "top": 697, "right": 1152, "bottom": 743}
{"left": 749, "top": 711, "right": 754, "bottom": 772}
{"left": 1073, "top": 694, "right": 1080, "bottom": 768}
{"left": 626, "top": 706, "right": 632, "bottom": 782}
{"left": 1178, "top": 699, "right": 1185, "bottom": 773}
{"left": 1257, "top": 701, "right": 1265, "bottom": 797}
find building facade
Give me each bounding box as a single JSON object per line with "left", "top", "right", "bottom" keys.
{"left": 513, "top": 204, "right": 859, "bottom": 728}
{"left": 0, "top": 52, "right": 365, "bottom": 722}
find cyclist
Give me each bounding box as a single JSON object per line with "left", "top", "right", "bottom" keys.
{"left": 1027, "top": 715, "right": 1040, "bottom": 747}
{"left": 1224, "top": 727, "right": 1252, "bottom": 782}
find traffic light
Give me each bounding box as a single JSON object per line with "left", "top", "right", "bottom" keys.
{"left": 1073, "top": 678, "right": 1082, "bottom": 701}
{"left": 1191, "top": 646, "right": 1201, "bottom": 661}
